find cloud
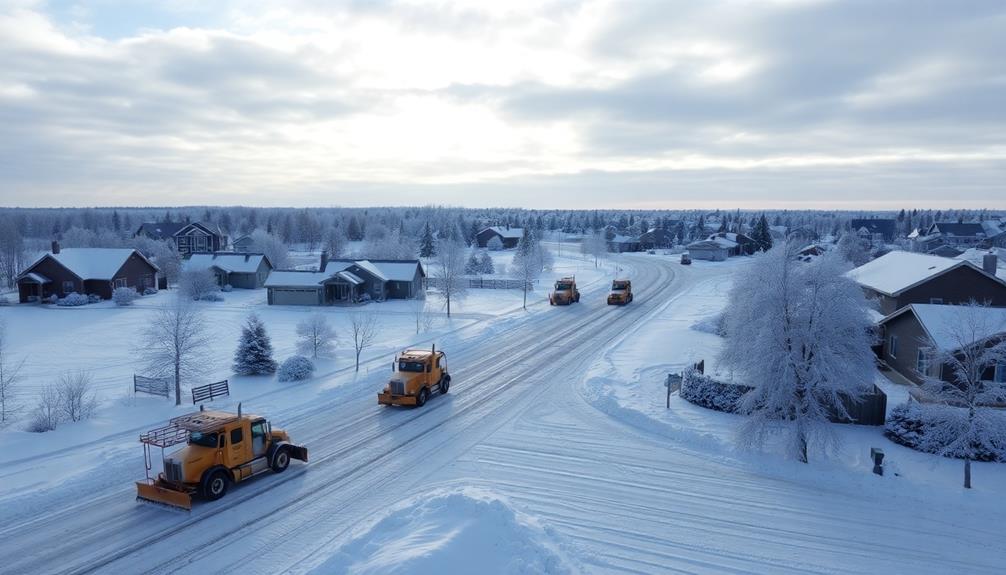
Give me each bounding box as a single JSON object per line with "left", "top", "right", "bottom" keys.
{"left": 0, "top": 0, "right": 1004, "bottom": 208}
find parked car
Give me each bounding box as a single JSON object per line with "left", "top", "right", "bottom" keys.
{"left": 680, "top": 253, "right": 692, "bottom": 265}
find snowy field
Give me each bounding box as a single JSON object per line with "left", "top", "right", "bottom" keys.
{"left": 1, "top": 251, "right": 1004, "bottom": 574}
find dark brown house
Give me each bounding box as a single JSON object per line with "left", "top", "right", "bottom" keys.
{"left": 135, "top": 221, "right": 228, "bottom": 255}
{"left": 877, "top": 304, "right": 1006, "bottom": 386}
{"left": 16, "top": 243, "right": 159, "bottom": 303}
{"left": 475, "top": 226, "right": 523, "bottom": 249}
{"left": 846, "top": 251, "right": 1006, "bottom": 316}
{"left": 265, "top": 255, "right": 425, "bottom": 305}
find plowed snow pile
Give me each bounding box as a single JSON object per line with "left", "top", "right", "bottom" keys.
{"left": 307, "top": 488, "right": 573, "bottom": 574}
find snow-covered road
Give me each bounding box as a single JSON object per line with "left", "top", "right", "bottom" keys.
{"left": 1, "top": 254, "right": 1004, "bottom": 574}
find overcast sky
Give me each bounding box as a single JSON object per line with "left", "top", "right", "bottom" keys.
{"left": 1, "top": 0, "right": 1004, "bottom": 209}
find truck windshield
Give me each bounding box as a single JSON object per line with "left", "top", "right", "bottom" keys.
{"left": 611, "top": 284, "right": 625, "bottom": 290}
{"left": 555, "top": 283, "right": 571, "bottom": 290}
{"left": 399, "top": 361, "right": 425, "bottom": 373}
{"left": 189, "top": 431, "right": 219, "bottom": 448}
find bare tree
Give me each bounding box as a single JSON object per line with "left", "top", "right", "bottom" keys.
{"left": 410, "top": 296, "right": 435, "bottom": 334}
{"left": 28, "top": 384, "right": 61, "bottom": 433}
{"left": 511, "top": 229, "right": 550, "bottom": 310}
{"left": 433, "top": 237, "right": 467, "bottom": 317}
{"left": 140, "top": 298, "right": 211, "bottom": 405}
{"left": 581, "top": 231, "right": 608, "bottom": 267}
{"left": 0, "top": 318, "right": 26, "bottom": 424}
{"left": 916, "top": 301, "right": 1006, "bottom": 489}
{"left": 296, "top": 313, "right": 337, "bottom": 359}
{"left": 349, "top": 312, "right": 380, "bottom": 372}
{"left": 56, "top": 371, "right": 98, "bottom": 422}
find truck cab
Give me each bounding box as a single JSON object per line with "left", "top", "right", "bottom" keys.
{"left": 379, "top": 347, "right": 450, "bottom": 407}
{"left": 607, "top": 279, "right": 633, "bottom": 305}
{"left": 549, "top": 276, "right": 580, "bottom": 305}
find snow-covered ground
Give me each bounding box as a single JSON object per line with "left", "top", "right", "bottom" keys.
{"left": 1, "top": 252, "right": 1004, "bottom": 574}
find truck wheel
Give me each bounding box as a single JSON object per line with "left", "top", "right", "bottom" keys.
{"left": 440, "top": 376, "right": 450, "bottom": 394}
{"left": 272, "top": 447, "right": 290, "bottom": 473}
{"left": 416, "top": 387, "right": 429, "bottom": 407}
{"left": 201, "top": 469, "right": 229, "bottom": 501}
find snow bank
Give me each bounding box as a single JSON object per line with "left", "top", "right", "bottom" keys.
{"left": 307, "top": 488, "right": 574, "bottom": 575}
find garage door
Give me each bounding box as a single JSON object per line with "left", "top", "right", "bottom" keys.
{"left": 269, "top": 288, "right": 320, "bottom": 305}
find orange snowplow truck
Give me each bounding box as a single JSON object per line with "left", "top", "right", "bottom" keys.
{"left": 549, "top": 276, "right": 580, "bottom": 305}
{"left": 606, "top": 279, "right": 633, "bottom": 305}
{"left": 136, "top": 406, "right": 307, "bottom": 511}
{"left": 379, "top": 346, "right": 450, "bottom": 407}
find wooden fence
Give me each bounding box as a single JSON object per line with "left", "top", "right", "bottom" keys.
{"left": 192, "top": 380, "right": 230, "bottom": 404}
{"left": 133, "top": 375, "right": 170, "bottom": 399}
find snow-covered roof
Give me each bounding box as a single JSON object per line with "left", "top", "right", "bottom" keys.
{"left": 351, "top": 260, "right": 389, "bottom": 282}
{"left": 26, "top": 248, "right": 155, "bottom": 281}
{"left": 884, "top": 304, "right": 1006, "bottom": 352}
{"left": 264, "top": 270, "right": 330, "bottom": 288}
{"left": 21, "top": 272, "right": 51, "bottom": 284}
{"left": 610, "top": 234, "right": 637, "bottom": 243}
{"left": 845, "top": 251, "right": 977, "bottom": 297}
{"left": 956, "top": 248, "right": 1006, "bottom": 268}
{"left": 686, "top": 240, "right": 729, "bottom": 250}
{"left": 710, "top": 237, "right": 738, "bottom": 249}
{"left": 336, "top": 270, "right": 364, "bottom": 285}
{"left": 369, "top": 261, "right": 423, "bottom": 281}
{"left": 183, "top": 253, "right": 269, "bottom": 274}
{"left": 487, "top": 226, "right": 524, "bottom": 239}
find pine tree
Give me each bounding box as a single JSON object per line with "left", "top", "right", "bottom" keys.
{"left": 420, "top": 222, "right": 436, "bottom": 258}
{"left": 347, "top": 216, "right": 363, "bottom": 241}
{"left": 233, "top": 314, "right": 278, "bottom": 375}
{"left": 465, "top": 249, "right": 481, "bottom": 275}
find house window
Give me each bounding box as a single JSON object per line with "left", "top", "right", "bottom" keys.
{"left": 996, "top": 362, "right": 1006, "bottom": 384}
{"left": 888, "top": 335, "right": 898, "bottom": 359}
{"left": 916, "top": 349, "right": 932, "bottom": 376}
{"left": 62, "top": 280, "right": 74, "bottom": 293}
{"left": 114, "top": 278, "right": 128, "bottom": 289}
{"left": 929, "top": 298, "right": 943, "bottom": 304}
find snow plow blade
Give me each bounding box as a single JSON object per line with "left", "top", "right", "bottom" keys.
{"left": 378, "top": 392, "right": 417, "bottom": 406}
{"left": 136, "top": 481, "right": 192, "bottom": 511}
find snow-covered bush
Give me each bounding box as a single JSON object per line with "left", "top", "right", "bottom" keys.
{"left": 201, "top": 292, "right": 224, "bottom": 302}
{"left": 222, "top": 284, "right": 233, "bottom": 292}
{"left": 885, "top": 403, "right": 1006, "bottom": 463}
{"left": 679, "top": 368, "right": 750, "bottom": 413}
{"left": 47, "top": 294, "right": 58, "bottom": 304}
{"left": 26, "top": 384, "right": 62, "bottom": 433}
{"left": 487, "top": 236, "right": 504, "bottom": 251}
{"left": 112, "top": 287, "right": 139, "bottom": 306}
{"left": 143, "top": 287, "right": 158, "bottom": 296}
{"left": 691, "top": 312, "right": 726, "bottom": 336}
{"left": 277, "top": 355, "right": 315, "bottom": 382}
{"left": 87, "top": 293, "right": 101, "bottom": 304}
{"left": 233, "top": 313, "right": 277, "bottom": 375}
{"left": 56, "top": 371, "right": 97, "bottom": 422}
{"left": 0, "top": 296, "right": 9, "bottom": 306}
{"left": 57, "top": 292, "right": 89, "bottom": 306}
{"left": 477, "top": 250, "right": 495, "bottom": 274}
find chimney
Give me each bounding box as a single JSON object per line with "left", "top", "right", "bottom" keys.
{"left": 983, "top": 252, "right": 998, "bottom": 275}
{"left": 320, "top": 250, "right": 329, "bottom": 271}
{"left": 51, "top": 240, "right": 60, "bottom": 254}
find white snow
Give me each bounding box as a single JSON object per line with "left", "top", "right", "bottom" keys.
{"left": 27, "top": 248, "right": 149, "bottom": 280}
{"left": 264, "top": 270, "right": 331, "bottom": 287}
{"left": 845, "top": 251, "right": 965, "bottom": 296}
{"left": 904, "top": 303, "right": 1006, "bottom": 352}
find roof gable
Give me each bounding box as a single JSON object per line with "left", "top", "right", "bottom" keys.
{"left": 882, "top": 304, "right": 1006, "bottom": 352}
{"left": 846, "top": 251, "right": 973, "bottom": 297}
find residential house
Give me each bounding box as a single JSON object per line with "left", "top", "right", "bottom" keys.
{"left": 927, "top": 244, "right": 963, "bottom": 258}
{"left": 981, "top": 220, "right": 1006, "bottom": 247}
{"left": 846, "top": 251, "right": 1006, "bottom": 316}
{"left": 135, "top": 221, "right": 229, "bottom": 255}
{"left": 231, "top": 235, "right": 255, "bottom": 252}
{"left": 877, "top": 304, "right": 1006, "bottom": 386}
{"left": 182, "top": 253, "right": 273, "bottom": 289}
{"left": 708, "top": 232, "right": 756, "bottom": 256}
{"left": 686, "top": 239, "right": 731, "bottom": 261}
{"left": 638, "top": 228, "right": 674, "bottom": 250}
{"left": 607, "top": 234, "right": 640, "bottom": 253}
{"left": 475, "top": 226, "right": 524, "bottom": 249}
{"left": 957, "top": 248, "right": 1006, "bottom": 281}
{"left": 920, "top": 222, "right": 987, "bottom": 249}
{"left": 850, "top": 219, "right": 897, "bottom": 243}
{"left": 266, "top": 254, "right": 425, "bottom": 305}
{"left": 16, "top": 242, "right": 159, "bottom": 303}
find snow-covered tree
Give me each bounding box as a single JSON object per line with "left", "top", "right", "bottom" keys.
{"left": 149, "top": 241, "right": 181, "bottom": 287}
{"left": 837, "top": 232, "right": 871, "bottom": 267}
{"left": 511, "top": 228, "right": 546, "bottom": 310}
{"left": 296, "top": 313, "right": 337, "bottom": 359}
{"left": 323, "top": 226, "right": 347, "bottom": 259}
{"left": 349, "top": 312, "right": 379, "bottom": 371}
{"left": 433, "top": 237, "right": 467, "bottom": 317}
{"left": 233, "top": 313, "right": 278, "bottom": 375}
{"left": 0, "top": 218, "right": 25, "bottom": 289}
{"left": 720, "top": 244, "right": 876, "bottom": 463}
{"left": 250, "top": 229, "right": 290, "bottom": 269}
{"left": 478, "top": 250, "right": 494, "bottom": 274}
{"left": 180, "top": 269, "right": 220, "bottom": 301}
{"left": 915, "top": 302, "right": 1006, "bottom": 488}
{"left": 486, "top": 236, "right": 504, "bottom": 251}
{"left": 140, "top": 299, "right": 211, "bottom": 405}
{"left": 420, "top": 222, "right": 436, "bottom": 258}
{"left": 581, "top": 231, "right": 607, "bottom": 267}
{"left": 0, "top": 319, "right": 25, "bottom": 425}
{"left": 278, "top": 355, "right": 315, "bottom": 382}
{"left": 464, "top": 249, "right": 481, "bottom": 275}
